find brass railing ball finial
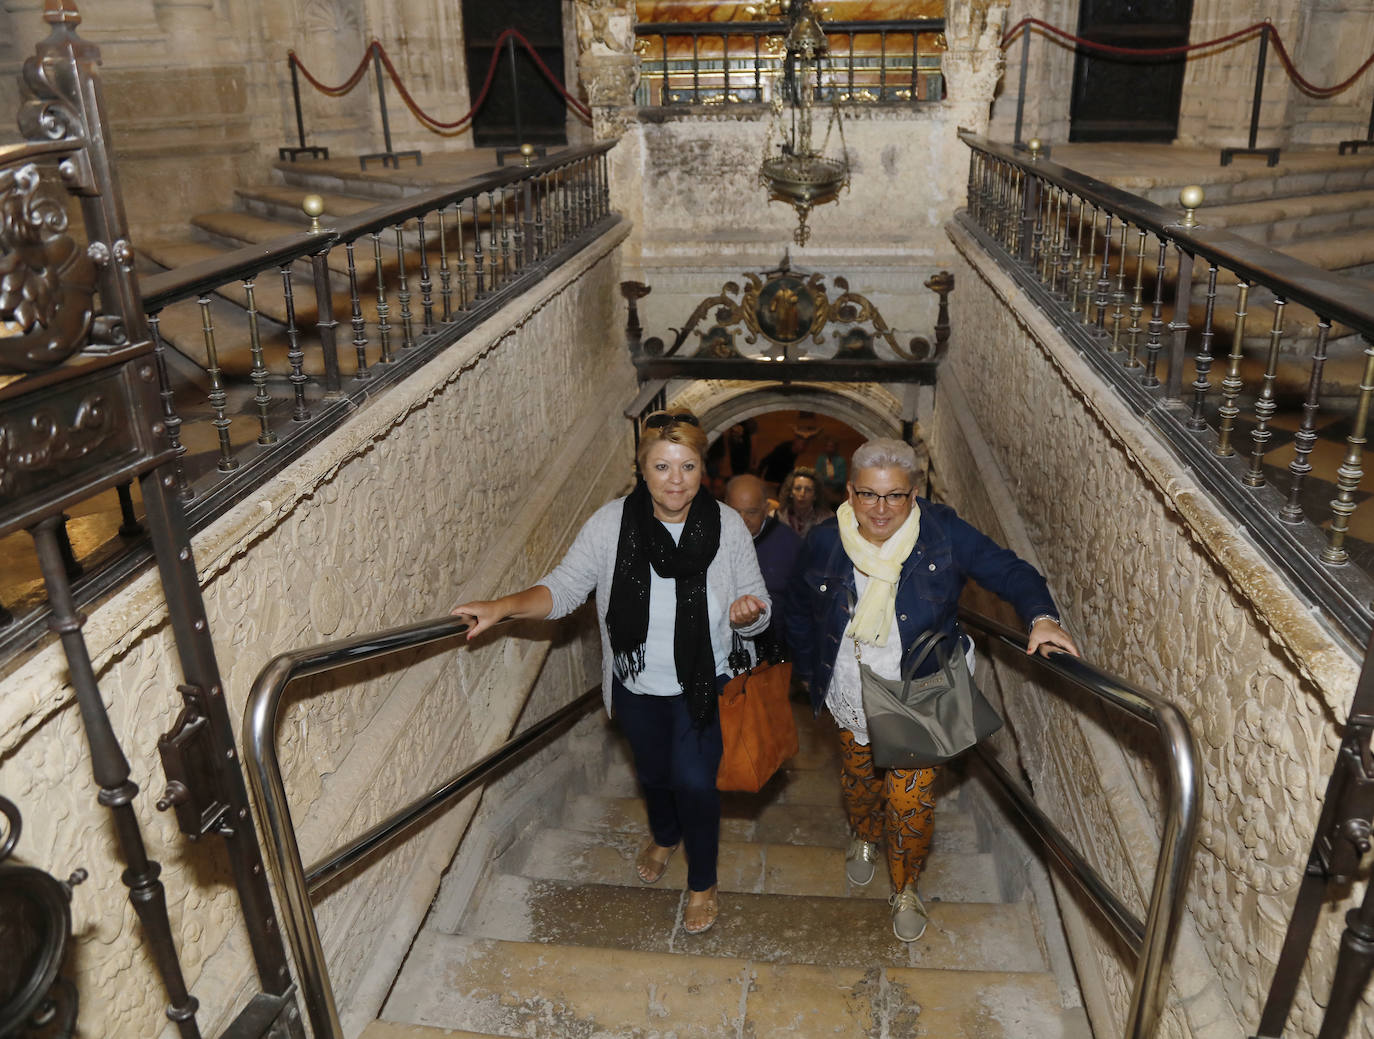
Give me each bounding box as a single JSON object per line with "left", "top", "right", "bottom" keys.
{"left": 1179, "top": 185, "right": 1204, "bottom": 228}
{"left": 520, "top": 143, "right": 535, "bottom": 167}
{"left": 302, "top": 194, "right": 325, "bottom": 233}
{"left": 1027, "top": 138, "right": 1042, "bottom": 160}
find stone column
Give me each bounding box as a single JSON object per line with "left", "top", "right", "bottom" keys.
{"left": 940, "top": 0, "right": 1009, "bottom": 135}
{"left": 574, "top": 0, "right": 637, "bottom": 140}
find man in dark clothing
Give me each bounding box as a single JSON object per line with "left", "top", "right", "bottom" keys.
{"left": 725, "top": 474, "right": 801, "bottom": 660}
{"left": 759, "top": 437, "right": 805, "bottom": 485}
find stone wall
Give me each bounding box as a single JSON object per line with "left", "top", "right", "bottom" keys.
{"left": 606, "top": 0, "right": 1007, "bottom": 366}
{"left": 932, "top": 217, "right": 1366, "bottom": 1038}
{"left": 0, "top": 224, "right": 635, "bottom": 1038}
{"left": 0, "top": 0, "right": 479, "bottom": 236}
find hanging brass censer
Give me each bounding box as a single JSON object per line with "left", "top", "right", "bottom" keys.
{"left": 758, "top": 0, "right": 850, "bottom": 246}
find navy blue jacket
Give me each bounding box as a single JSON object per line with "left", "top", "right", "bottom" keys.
{"left": 782, "top": 499, "right": 1059, "bottom": 716}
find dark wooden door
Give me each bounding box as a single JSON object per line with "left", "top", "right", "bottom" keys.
{"left": 462, "top": 0, "right": 567, "bottom": 148}
{"left": 1069, "top": 0, "right": 1194, "bottom": 142}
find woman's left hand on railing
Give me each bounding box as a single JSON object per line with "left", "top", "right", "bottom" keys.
{"left": 1027, "top": 617, "right": 1079, "bottom": 658}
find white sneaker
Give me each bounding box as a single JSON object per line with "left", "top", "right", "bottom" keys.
{"left": 890, "top": 885, "right": 927, "bottom": 942}
{"left": 845, "top": 837, "right": 879, "bottom": 886}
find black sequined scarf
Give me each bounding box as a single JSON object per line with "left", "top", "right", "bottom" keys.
{"left": 606, "top": 481, "right": 721, "bottom": 726}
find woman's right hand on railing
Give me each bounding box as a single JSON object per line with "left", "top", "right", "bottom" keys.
{"left": 451, "top": 599, "right": 505, "bottom": 639}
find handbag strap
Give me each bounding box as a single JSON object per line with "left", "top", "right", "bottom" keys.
{"left": 727, "top": 631, "right": 751, "bottom": 676}
{"left": 900, "top": 629, "right": 954, "bottom": 682}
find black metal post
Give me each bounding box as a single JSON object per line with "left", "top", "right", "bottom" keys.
{"left": 495, "top": 35, "right": 547, "bottom": 167}
{"left": 360, "top": 46, "right": 421, "bottom": 170}
{"left": 1317, "top": 876, "right": 1374, "bottom": 1039}
{"left": 1221, "top": 25, "right": 1280, "bottom": 166}
{"left": 30, "top": 516, "right": 203, "bottom": 1039}
{"left": 311, "top": 251, "right": 342, "bottom": 395}
{"left": 116, "top": 482, "right": 142, "bottom": 537}
{"left": 1339, "top": 89, "right": 1374, "bottom": 153}
{"left": 279, "top": 60, "right": 329, "bottom": 161}
{"left": 1014, "top": 28, "right": 1029, "bottom": 147}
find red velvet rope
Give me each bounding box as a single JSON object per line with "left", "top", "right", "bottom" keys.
{"left": 289, "top": 28, "right": 592, "bottom": 137}
{"left": 288, "top": 45, "right": 376, "bottom": 97}
{"left": 1001, "top": 16, "right": 1374, "bottom": 98}
{"left": 1001, "top": 17, "right": 1266, "bottom": 58}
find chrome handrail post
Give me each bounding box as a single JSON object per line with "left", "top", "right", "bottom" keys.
{"left": 245, "top": 656, "right": 345, "bottom": 1039}
{"left": 1127, "top": 702, "right": 1202, "bottom": 1038}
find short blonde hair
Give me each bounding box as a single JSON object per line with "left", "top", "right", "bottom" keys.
{"left": 637, "top": 409, "right": 708, "bottom": 471}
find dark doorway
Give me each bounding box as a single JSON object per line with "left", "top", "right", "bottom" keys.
{"left": 1069, "top": 0, "right": 1193, "bottom": 142}
{"left": 461, "top": 0, "right": 569, "bottom": 149}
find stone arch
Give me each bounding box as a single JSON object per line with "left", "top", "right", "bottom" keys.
{"left": 663, "top": 380, "right": 907, "bottom": 442}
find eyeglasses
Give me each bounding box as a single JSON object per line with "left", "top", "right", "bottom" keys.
{"left": 852, "top": 488, "right": 912, "bottom": 507}
{"left": 643, "top": 411, "right": 700, "bottom": 430}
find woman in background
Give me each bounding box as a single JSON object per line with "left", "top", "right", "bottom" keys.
{"left": 774, "top": 466, "right": 833, "bottom": 539}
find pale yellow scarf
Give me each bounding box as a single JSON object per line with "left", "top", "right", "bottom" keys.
{"left": 837, "top": 499, "right": 922, "bottom": 647}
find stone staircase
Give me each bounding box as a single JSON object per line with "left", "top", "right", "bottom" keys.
{"left": 359, "top": 702, "right": 1091, "bottom": 1038}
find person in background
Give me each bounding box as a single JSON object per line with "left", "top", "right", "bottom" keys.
{"left": 784, "top": 438, "right": 1077, "bottom": 943}
{"left": 453, "top": 409, "right": 771, "bottom": 936}
{"left": 774, "top": 466, "right": 833, "bottom": 540}
{"left": 814, "top": 436, "right": 848, "bottom": 511}
{"left": 725, "top": 420, "right": 756, "bottom": 476}
{"left": 760, "top": 437, "right": 805, "bottom": 486}
{"left": 725, "top": 474, "right": 801, "bottom": 659}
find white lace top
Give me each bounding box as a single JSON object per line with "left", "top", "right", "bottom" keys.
{"left": 825, "top": 570, "right": 902, "bottom": 745}
{"left": 823, "top": 568, "right": 977, "bottom": 747}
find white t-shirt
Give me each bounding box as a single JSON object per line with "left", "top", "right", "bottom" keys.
{"left": 622, "top": 519, "right": 730, "bottom": 696}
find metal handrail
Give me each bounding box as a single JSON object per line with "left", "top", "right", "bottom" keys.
{"left": 242, "top": 614, "right": 601, "bottom": 1039}
{"left": 960, "top": 607, "right": 1201, "bottom": 1039}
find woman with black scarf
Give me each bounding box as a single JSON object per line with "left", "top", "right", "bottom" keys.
{"left": 453, "top": 410, "right": 771, "bottom": 935}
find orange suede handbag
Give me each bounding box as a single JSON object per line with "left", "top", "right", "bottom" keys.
{"left": 716, "top": 635, "right": 799, "bottom": 792}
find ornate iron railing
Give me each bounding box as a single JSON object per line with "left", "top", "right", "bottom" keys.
{"left": 0, "top": 142, "right": 617, "bottom": 664}
{"left": 633, "top": 18, "right": 945, "bottom": 106}
{"left": 959, "top": 131, "right": 1374, "bottom": 649}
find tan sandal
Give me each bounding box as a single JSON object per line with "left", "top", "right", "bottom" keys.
{"left": 635, "top": 840, "right": 678, "bottom": 885}
{"left": 683, "top": 885, "right": 719, "bottom": 935}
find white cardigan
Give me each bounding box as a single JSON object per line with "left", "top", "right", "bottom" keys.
{"left": 539, "top": 495, "right": 772, "bottom": 715}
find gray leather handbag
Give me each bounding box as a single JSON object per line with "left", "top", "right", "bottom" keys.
{"left": 859, "top": 629, "right": 1002, "bottom": 769}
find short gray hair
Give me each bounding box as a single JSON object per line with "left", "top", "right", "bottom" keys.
{"left": 851, "top": 438, "right": 920, "bottom": 478}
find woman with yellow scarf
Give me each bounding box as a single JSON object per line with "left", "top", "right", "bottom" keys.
{"left": 783, "top": 438, "right": 1077, "bottom": 942}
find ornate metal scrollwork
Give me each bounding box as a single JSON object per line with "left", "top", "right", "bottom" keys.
{"left": 0, "top": 162, "right": 96, "bottom": 374}
{"left": 0, "top": 393, "right": 113, "bottom": 497}
{"left": 655, "top": 255, "right": 927, "bottom": 362}
{"left": 0, "top": 795, "right": 85, "bottom": 1038}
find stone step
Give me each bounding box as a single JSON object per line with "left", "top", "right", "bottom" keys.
{"left": 457, "top": 875, "right": 1044, "bottom": 974}
{"left": 1198, "top": 188, "right": 1374, "bottom": 246}
{"left": 383, "top": 933, "right": 1074, "bottom": 1037}
{"left": 505, "top": 826, "right": 1004, "bottom": 903}
{"left": 560, "top": 792, "right": 982, "bottom": 855}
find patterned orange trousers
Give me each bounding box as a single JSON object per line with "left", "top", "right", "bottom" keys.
{"left": 837, "top": 728, "right": 938, "bottom": 891}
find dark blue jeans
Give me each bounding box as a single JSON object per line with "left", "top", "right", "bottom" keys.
{"left": 611, "top": 675, "right": 725, "bottom": 892}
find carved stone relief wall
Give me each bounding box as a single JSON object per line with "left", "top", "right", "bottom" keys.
{"left": 931, "top": 218, "right": 1364, "bottom": 1038}
{"left": 0, "top": 226, "right": 635, "bottom": 1036}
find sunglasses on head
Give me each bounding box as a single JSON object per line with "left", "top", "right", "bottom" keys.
{"left": 643, "top": 411, "right": 700, "bottom": 430}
